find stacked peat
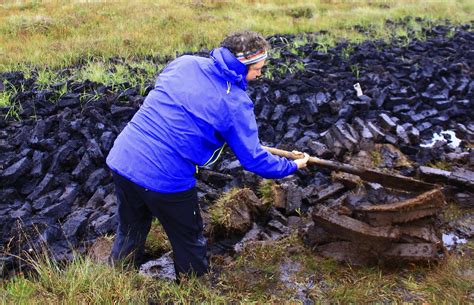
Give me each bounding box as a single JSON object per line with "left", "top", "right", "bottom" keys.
{"left": 304, "top": 177, "right": 446, "bottom": 265}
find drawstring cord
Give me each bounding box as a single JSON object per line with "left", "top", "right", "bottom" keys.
{"left": 203, "top": 143, "right": 226, "bottom": 167}
{"left": 195, "top": 143, "right": 227, "bottom": 175}
{"left": 226, "top": 81, "right": 231, "bottom": 94}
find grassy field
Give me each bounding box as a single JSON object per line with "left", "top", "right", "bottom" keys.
{"left": 1, "top": 231, "right": 473, "bottom": 304}
{"left": 0, "top": 0, "right": 473, "bottom": 71}
{"left": 1, "top": 0, "right": 474, "bottom": 303}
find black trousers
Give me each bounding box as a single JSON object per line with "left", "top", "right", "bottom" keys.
{"left": 110, "top": 172, "right": 208, "bottom": 278}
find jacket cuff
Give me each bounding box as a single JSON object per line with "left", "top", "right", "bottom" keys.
{"left": 291, "top": 161, "right": 298, "bottom": 174}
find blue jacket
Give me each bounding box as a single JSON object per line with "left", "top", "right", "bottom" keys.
{"left": 106, "top": 47, "right": 297, "bottom": 193}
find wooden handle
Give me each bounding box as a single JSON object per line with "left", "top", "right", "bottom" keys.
{"left": 262, "top": 146, "right": 304, "bottom": 160}
{"left": 262, "top": 145, "right": 329, "bottom": 167}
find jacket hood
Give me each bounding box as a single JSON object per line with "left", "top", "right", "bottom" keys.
{"left": 210, "top": 47, "right": 248, "bottom": 90}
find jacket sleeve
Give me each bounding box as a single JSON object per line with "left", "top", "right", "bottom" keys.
{"left": 219, "top": 94, "right": 298, "bottom": 179}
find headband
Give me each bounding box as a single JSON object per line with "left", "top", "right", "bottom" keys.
{"left": 235, "top": 49, "right": 268, "bottom": 65}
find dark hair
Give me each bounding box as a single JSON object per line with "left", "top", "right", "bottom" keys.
{"left": 220, "top": 30, "right": 270, "bottom": 56}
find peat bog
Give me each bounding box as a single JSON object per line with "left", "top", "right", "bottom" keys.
{"left": 0, "top": 19, "right": 473, "bottom": 281}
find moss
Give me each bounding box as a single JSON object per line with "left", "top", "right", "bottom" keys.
{"left": 440, "top": 201, "right": 474, "bottom": 223}
{"left": 371, "top": 150, "right": 382, "bottom": 167}
{"left": 426, "top": 160, "right": 452, "bottom": 171}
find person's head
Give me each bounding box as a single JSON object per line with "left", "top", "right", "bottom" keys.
{"left": 220, "top": 30, "right": 270, "bottom": 82}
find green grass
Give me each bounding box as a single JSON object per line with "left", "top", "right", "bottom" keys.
{"left": 35, "top": 68, "right": 59, "bottom": 90}
{"left": 0, "top": 90, "right": 13, "bottom": 107}
{"left": 1, "top": 234, "right": 473, "bottom": 303}
{"left": 0, "top": 80, "right": 22, "bottom": 119}
{"left": 144, "top": 218, "right": 171, "bottom": 257}
{"left": 0, "top": 0, "right": 473, "bottom": 71}
{"left": 0, "top": 58, "right": 164, "bottom": 115}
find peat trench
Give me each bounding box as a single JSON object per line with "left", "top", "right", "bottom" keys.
{"left": 0, "top": 22, "right": 473, "bottom": 276}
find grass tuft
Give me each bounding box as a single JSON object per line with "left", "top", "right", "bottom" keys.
{"left": 0, "top": 90, "right": 13, "bottom": 107}
{"left": 209, "top": 188, "right": 241, "bottom": 229}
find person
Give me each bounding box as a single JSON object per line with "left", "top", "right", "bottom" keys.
{"left": 106, "top": 30, "right": 310, "bottom": 280}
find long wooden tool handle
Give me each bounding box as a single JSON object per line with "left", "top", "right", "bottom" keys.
{"left": 262, "top": 145, "right": 436, "bottom": 192}
{"left": 263, "top": 146, "right": 357, "bottom": 173}
{"left": 263, "top": 146, "right": 303, "bottom": 159}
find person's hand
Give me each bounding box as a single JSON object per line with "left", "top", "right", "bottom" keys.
{"left": 292, "top": 150, "right": 310, "bottom": 169}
